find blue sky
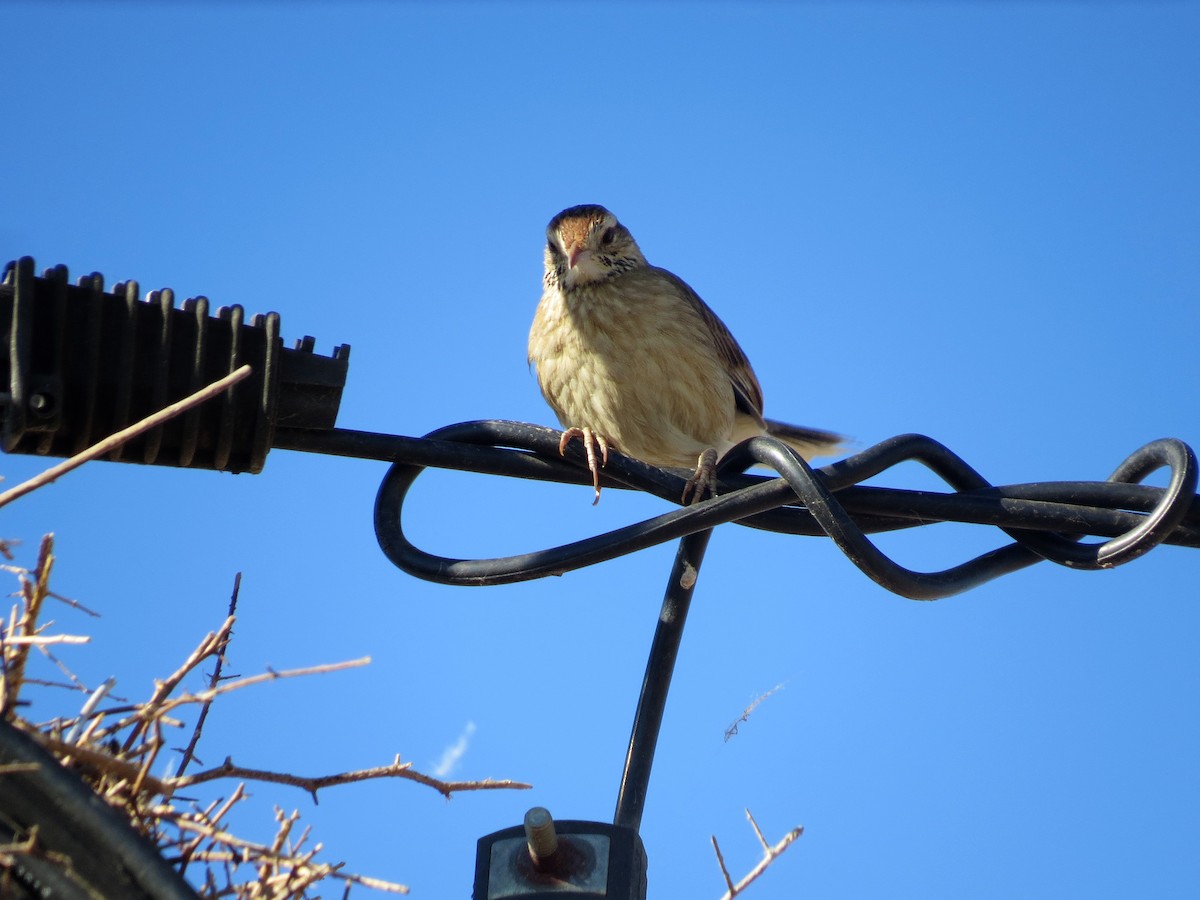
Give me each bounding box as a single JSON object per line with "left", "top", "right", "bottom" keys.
{"left": 4, "top": 2, "right": 1199, "bottom": 897}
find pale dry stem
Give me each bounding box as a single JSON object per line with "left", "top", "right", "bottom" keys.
{"left": 711, "top": 808, "right": 804, "bottom": 899}
{"left": 0, "top": 365, "right": 252, "bottom": 510}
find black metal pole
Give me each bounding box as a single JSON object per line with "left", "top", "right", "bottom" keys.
{"left": 614, "top": 527, "right": 714, "bottom": 833}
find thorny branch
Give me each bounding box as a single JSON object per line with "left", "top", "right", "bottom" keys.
{"left": 0, "top": 534, "right": 531, "bottom": 898}
{"left": 176, "top": 571, "right": 241, "bottom": 778}
{"left": 175, "top": 755, "right": 530, "bottom": 802}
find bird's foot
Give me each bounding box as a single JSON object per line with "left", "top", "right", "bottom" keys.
{"left": 559, "top": 427, "right": 610, "bottom": 505}
{"left": 681, "top": 447, "right": 719, "bottom": 505}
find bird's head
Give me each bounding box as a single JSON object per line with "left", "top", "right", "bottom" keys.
{"left": 545, "top": 204, "right": 646, "bottom": 291}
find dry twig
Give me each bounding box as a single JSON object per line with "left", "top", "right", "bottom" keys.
{"left": 711, "top": 808, "right": 804, "bottom": 899}
{"left": 174, "top": 754, "right": 531, "bottom": 801}
{"left": 176, "top": 572, "right": 241, "bottom": 778}
{"left": 0, "top": 534, "right": 57, "bottom": 714}
{"left": 0, "top": 365, "right": 252, "bottom": 510}
{"left": 0, "top": 534, "right": 530, "bottom": 898}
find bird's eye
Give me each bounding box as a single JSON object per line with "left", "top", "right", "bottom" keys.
{"left": 546, "top": 239, "right": 559, "bottom": 255}
{"left": 600, "top": 227, "right": 617, "bottom": 246}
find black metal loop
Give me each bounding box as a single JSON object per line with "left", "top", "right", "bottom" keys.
{"left": 368, "top": 420, "right": 1199, "bottom": 600}
{"left": 998, "top": 438, "right": 1197, "bottom": 570}
{"left": 371, "top": 422, "right": 765, "bottom": 586}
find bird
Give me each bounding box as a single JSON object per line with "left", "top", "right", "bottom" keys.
{"left": 528, "top": 204, "right": 843, "bottom": 504}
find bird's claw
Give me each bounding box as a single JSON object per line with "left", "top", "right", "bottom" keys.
{"left": 681, "top": 447, "right": 719, "bottom": 505}
{"left": 559, "top": 427, "right": 610, "bottom": 505}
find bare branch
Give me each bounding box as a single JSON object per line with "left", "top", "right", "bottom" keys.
{"left": 115, "top": 616, "right": 237, "bottom": 752}
{"left": 0, "top": 365, "right": 252, "bottom": 510}
{"left": 0, "top": 763, "right": 40, "bottom": 776}
{"left": 26, "top": 729, "right": 173, "bottom": 797}
{"left": 711, "top": 834, "right": 735, "bottom": 894}
{"left": 65, "top": 677, "right": 116, "bottom": 743}
{"left": 712, "top": 808, "right": 804, "bottom": 899}
{"left": 187, "top": 657, "right": 373, "bottom": 703}
{"left": 175, "top": 572, "right": 241, "bottom": 778}
{"left": 153, "top": 805, "right": 411, "bottom": 894}
{"left": 0, "top": 535, "right": 56, "bottom": 714}
{"left": 173, "top": 754, "right": 532, "bottom": 801}
{"left": 1, "top": 634, "right": 89, "bottom": 646}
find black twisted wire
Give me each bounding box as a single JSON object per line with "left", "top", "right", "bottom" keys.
{"left": 273, "top": 420, "right": 1200, "bottom": 601}
{"left": 281, "top": 421, "right": 1200, "bottom": 837}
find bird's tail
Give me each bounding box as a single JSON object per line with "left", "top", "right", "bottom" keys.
{"left": 763, "top": 419, "right": 846, "bottom": 460}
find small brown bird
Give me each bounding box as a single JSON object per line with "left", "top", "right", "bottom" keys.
{"left": 528, "top": 204, "right": 843, "bottom": 504}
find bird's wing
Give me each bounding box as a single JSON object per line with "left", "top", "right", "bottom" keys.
{"left": 656, "top": 267, "right": 767, "bottom": 423}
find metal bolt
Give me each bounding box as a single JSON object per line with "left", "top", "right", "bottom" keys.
{"left": 523, "top": 806, "right": 558, "bottom": 866}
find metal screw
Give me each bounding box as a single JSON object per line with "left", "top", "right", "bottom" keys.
{"left": 523, "top": 806, "right": 558, "bottom": 867}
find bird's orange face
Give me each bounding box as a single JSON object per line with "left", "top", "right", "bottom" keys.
{"left": 549, "top": 211, "right": 610, "bottom": 288}
{"left": 544, "top": 205, "right": 645, "bottom": 291}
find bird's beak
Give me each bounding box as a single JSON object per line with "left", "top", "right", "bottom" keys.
{"left": 567, "top": 243, "right": 587, "bottom": 269}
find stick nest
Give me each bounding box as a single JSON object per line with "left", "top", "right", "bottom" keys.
{"left": 0, "top": 534, "right": 529, "bottom": 898}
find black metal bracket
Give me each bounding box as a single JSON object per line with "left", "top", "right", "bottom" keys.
{"left": 1, "top": 257, "right": 348, "bottom": 473}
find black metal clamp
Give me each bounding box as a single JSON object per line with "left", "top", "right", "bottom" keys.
{"left": 3, "top": 258, "right": 1197, "bottom": 898}
{"left": 1, "top": 257, "right": 348, "bottom": 473}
